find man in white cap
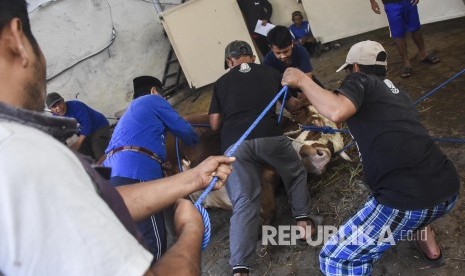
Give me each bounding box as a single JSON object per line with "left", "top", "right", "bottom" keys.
{"left": 282, "top": 40, "right": 460, "bottom": 275}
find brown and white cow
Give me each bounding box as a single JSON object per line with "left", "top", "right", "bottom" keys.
{"left": 164, "top": 108, "right": 348, "bottom": 224}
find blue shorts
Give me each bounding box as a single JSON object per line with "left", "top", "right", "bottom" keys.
{"left": 384, "top": 0, "right": 421, "bottom": 38}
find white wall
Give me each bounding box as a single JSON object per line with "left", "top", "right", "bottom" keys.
{"left": 29, "top": 0, "right": 465, "bottom": 118}
{"left": 29, "top": 0, "right": 174, "bottom": 118}
{"left": 301, "top": 0, "right": 465, "bottom": 43}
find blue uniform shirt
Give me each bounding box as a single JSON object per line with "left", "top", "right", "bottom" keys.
{"left": 64, "top": 101, "right": 109, "bottom": 136}
{"left": 103, "top": 95, "right": 198, "bottom": 181}
{"left": 289, "top": 21, "right": 313, "bottom": 41}
{"left": 263, "top": 44, "right": 313, "bottom": 74}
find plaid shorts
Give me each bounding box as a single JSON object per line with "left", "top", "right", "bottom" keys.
{"left": 319, "top": 194, "right": 458, "bottom": 276}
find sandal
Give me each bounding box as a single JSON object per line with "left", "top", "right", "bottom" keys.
{"left": 421, "top": 53, "right": 440, "bottom": 64}
{"left": 401, "top": 66, "right": 412, "bottom": 78}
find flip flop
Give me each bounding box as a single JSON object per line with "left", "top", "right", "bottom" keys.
{"left": 401, "top": 66, "right": 412, "bottom": 78}
{"left": 414, "top": 239, "right": 446, "bottom": 267}
{"left": 421, "top": 53, "right": 440, "bottom": 64}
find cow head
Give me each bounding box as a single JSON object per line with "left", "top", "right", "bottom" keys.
{"left": 283, "top": 105, "right": 346, "bottom": 175}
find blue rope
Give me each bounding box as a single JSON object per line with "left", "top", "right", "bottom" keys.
{"left": 277, "top": 88, "right": 288, "bottom": 123}
{"left": 195, "top": 86, "right": 289, "bottom": 250}
{"left": 175, "top": 137, "right": 183, "bottom": 172}
{"left": 190, "top": 123, "right": 211, "bottom": 128}
{"left": 414, "top": 68, "right": 465, "bottom": 106}
{"left": 432, "top": 136, "right": 465, "bottom": 144}
{"left": 335, "top": 140, "right": 355, "bottom": 155}
{"left": 300, "top": 125, "right": 351, "bottom": 134}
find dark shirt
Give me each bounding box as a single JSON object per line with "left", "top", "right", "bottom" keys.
{"left": 237, "top": 0, "right": 273, "bottom": 33}
{"left": 209, "top": 63, "right": 283, "bottom": 152}
{"left": 263, "top": 44, "right": 313, "bottom": 74}
{"left": 336, "top": 72, "right": 460, "bottom": 210}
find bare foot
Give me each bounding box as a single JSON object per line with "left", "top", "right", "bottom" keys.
{"left": 415, "top": 225, "right": 441, "bottom": 260}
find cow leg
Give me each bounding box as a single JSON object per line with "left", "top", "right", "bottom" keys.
{"left": 260, "top": 167, "right": 280, "bottom": 225}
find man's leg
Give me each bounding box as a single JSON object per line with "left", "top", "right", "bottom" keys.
{"left": 90, "top": 125, "right": 112, "bottom": 160}
{"left": 411, "top": 29, "right": 427, "bottom": 60}
{"left": 394, "top": 37, "right": 411, "bottom": 68}
{"left": 319, "top": 195, "right": 458, "bottom": 275}
{"left": 403, "top": 0, "right": 428, "bottom": 60}
{"left": 258, "top": 136, "right": 312, "bottom": 239}
{"left": 110, "top": 175, "right": 167, "bottom": 262}
{"left": 225, "top": 140, "right": 262, "bottom": 275}
{"left": 384, "top": 2, "right": 412, "bottom": 75}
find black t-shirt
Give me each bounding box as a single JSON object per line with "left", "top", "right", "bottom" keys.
{"left": 337, "top": 73, "right": 460, "bottom": 210}
{"left": 237, "top": 0, "right": 272, "bottom": 33}
{"left": 209, "top": 63, "right": 283, "bottom": 152}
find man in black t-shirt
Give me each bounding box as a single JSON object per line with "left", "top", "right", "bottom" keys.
{"left": 237, "top": 0, "right": 273, "bottom": 58}
{"left": 282, "top": 40, "right": 460, "bottom": 275}
{"left": 209, "top": 40, "right": 314, "bottom": 276}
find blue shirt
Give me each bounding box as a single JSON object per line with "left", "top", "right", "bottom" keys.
{"left": 289, "top": 21, "right": 313, "bottom": 41}
{"left": 263, "top": 44, "right": 313, "bottom": 74}
{"left": 64, "top": 101, "right": 109, "bottom": 136}
{"left": 103, "top": 95, "right": 198, "bottom": 181}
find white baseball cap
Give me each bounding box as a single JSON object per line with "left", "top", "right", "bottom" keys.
{"left": 336, "top": 40, "right": 387, "bottom": 72}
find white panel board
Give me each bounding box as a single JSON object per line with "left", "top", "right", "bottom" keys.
{"left": 160, "top": 0, "right": 257, "bottom": 89}
{"left": 301, "top": 0, "right": 465, "bottom": 43}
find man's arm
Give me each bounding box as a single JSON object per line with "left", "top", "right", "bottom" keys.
{"left": 116, "top": 155, "right": 234, "bottom": 222}
{"left": 144, "top": 198, "right": 203, "bottom": 276}
{"left": 282, "top": 68, "right": 356, "bottom": 123}
{"left": 70, "top": 134, "right": 86, "bottom": 151}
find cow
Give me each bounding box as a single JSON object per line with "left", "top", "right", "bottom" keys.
{"left": 164, "top": 108, "right": 349, "bottom": 224}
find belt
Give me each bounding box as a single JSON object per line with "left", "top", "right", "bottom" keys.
{"left": 97, "top": 146, "right": 162, "bottom": 166}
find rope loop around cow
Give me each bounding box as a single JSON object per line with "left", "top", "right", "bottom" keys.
{"left": 300, "top": 124, "right": 351, "bottom": 134}
{"left": 191, "top": 86, "right": 289, "bottom": 250}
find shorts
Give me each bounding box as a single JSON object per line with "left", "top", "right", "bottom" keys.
{"left": 384, "top": 0, "right": 421, "bottom": 38}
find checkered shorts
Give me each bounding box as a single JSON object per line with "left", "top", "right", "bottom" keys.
{"left": 319, "top": 194, "right": 458, "bottom": 276}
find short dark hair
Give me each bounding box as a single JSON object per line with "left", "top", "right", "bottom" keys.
{"left": 346, "top": 51, "right": 388, "bottom": 78}
{"left": 0, "top": 0, "right": 40, "bottom": 54}
{"left": 267, "top": 25, "right": 293, "bottom": 49}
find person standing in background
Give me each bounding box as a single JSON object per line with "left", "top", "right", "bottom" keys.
{"left": 370, "top": 0, "right": 439, "bottom": 78}
{"left": 237, "top": 0, "right": 273, "bottom": 59}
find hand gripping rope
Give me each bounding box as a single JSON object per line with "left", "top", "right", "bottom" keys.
{"left": 190, "top": 86, "right": 289, "bottom": 250}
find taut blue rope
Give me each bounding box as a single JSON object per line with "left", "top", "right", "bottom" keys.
{"left": 432, "top": 136, "right": 465, "bottom": 144}
{"left": 414, "top": 68, "right": 465, "bottom": 106}
{"left": 194, "top": 86, "right": 289, "bottom": 250}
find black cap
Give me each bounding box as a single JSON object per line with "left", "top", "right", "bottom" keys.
{"left": 224, "top": 40, "right": 254, "bottom": 69}
{"left": 133, "top": 76, "right": 162, "bottom": 99}
{"left": 45, "top": 92, "right": 64, "bottom": 108}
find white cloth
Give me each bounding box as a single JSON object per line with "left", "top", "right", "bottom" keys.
{"left": 0, "top": 122, "right": 152, "bottom": 276}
